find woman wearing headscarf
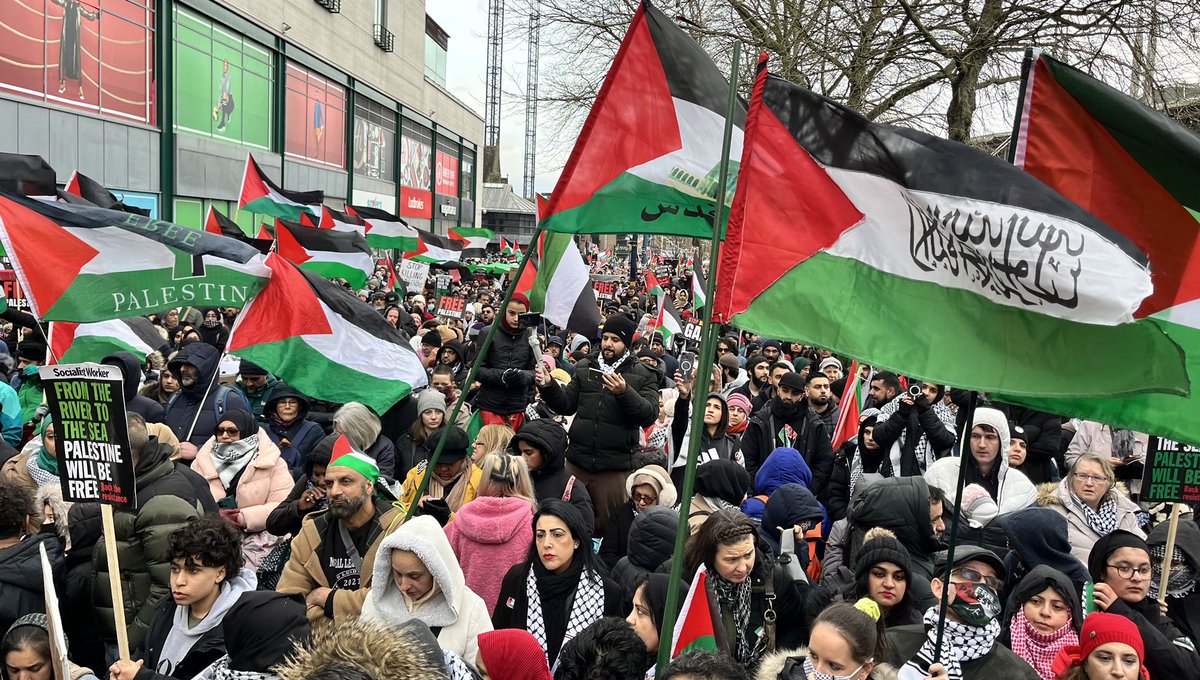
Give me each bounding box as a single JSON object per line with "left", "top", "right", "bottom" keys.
{"left": 995, "top": 507, "right": 1091, "bottom": 597}
{"left": 599, "top": 464, "right": 677, "bottom": 570}
{"left": 0, "top": 417, "right": 57, "bottom": 492}
{"left": 1051, "top": 612, "right": 1148, "bottom": 680}
{"left": 191, "top": 409, "right": 293, "bottom": 570}
{"left": 3, "top": 613, "right": 101, "bottom": 680}
{"left": 625, "top": 573, "right": 689, "bottom": 666}
{"left": 1041, "top": 454, "right": 1145, "bottom": 566}
{"left": 685, "top": 459, "right": 752, "bottom": 534}
{"left": 197, "top": 308, "right": 230, "bottom": 350}
{"left": 193, "top": 591, "right": 311, "bottom": 680}
{"left": 476, "top": 629, "right": 553, "bottom": 680}
{"left": 262, "top": 386, "right": 323, "bottom": 471}
{"left": 398, "top": 426, "right": 482, "bottom": 517}
{"left": 361, "top": 515, "right": 493, "bottom": 665}
{"left": 492, "top": 500, "right": 622, "bottom": 670}
{"left": 670, "top": 374, "right": 739, "bottom": 490}
{"left": 1000, "top": 566, "right": 1081, "bottom": 680}
{"left": 1147, "top": 517, "right": 1200, "bottom": 646}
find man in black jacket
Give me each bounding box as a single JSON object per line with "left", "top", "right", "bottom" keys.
{"left": 103, "top": 351, "right": 164, "bottom": 423}
{"left": 870, "top": 379, "right": 957, "bottom": 477}
{"left": 535, "top": 313, "right": 659, "bottom": 536}
{"left": 474, "top": 293, "right": 536, "bottom": 430}
{"left": 163, "top": 342, "right": 249, "bottom": 453}
{"left": 740, "top": 371, "right": 834, "bottom": 493}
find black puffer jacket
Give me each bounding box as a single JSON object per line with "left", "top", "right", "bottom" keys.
{"left": 475, "top": 324, "right": 536, "bottom": 415}
{"left": 104, "top": 351, "right": 164, "bottom": 424}
{"left": 164, "top": 343, "right": 249, "bottom": 446}
{"left": 1148, "top": 518, "right": 1200, "bottom": 646}
{"left": 740, "top": 402, "right": 834, "bottom": 494}
{"left": 847, "top": 477, "right": 939, "bottom": 610}
{"left": 0, "top": 532, "right": 64, "bottom": 635}
{"left": 82, "top": 438, "right": 206, "bottom": 649}
{"left": 512, "top": 418, "right": 594, "bottom": 531}
{"left": 610, "top": 507, "right": 679, "bottom": 610}
{"left": 869, "top": 397, "right": 956, "bottom": 477}
{"left": 539, "top": 355, "right": 660, "bottom": 472}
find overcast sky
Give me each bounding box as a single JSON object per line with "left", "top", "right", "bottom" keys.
{"left": 426, "top": 0, "right": 564, "bottom": 195}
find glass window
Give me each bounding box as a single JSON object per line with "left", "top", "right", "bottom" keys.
{"left": 284, "top": 62, "right": 347, "bottom": 169}
{"left": 353, "top": 98, "right": 396, "bottom": 182}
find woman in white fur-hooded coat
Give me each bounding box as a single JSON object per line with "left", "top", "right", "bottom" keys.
{"left": 360, "top": 515, "right": 493, "bottom": 664}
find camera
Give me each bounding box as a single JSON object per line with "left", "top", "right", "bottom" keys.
{"left": 908, "top": 384, "right": 923, "bottom": 398}
{"left": 517, "top": 312, "right": 543, "bottom": 329}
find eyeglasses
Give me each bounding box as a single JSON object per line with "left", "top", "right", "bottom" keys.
{"left": 1074, "top": 473, "right": 1109, "bottom": 484}
{"left": 1107, "top": 563, "right": 1152, "bottom": 579}
{"left": 214, "top": 426, "right": 241, "bottom": 436}
{"left": 631, "top": 493, "right": 658, "bottom": 505}
{"left": 952, "top": 567, "right": 1002, "bottom": 590}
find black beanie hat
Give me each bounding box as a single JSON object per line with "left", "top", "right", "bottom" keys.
{"left": 601, "top": 313, "right": 637, "bottom": 346}
{"left": 17, "top": 342, "right": 46, "bottom": 363}
{"left": 421, "top": 331, "right": 443, "bottom": 349}
{"left": 1088, "top": 529, "right": 1150, "bottom": 583}
{"left": 239, "top": 359, "right": 269, "bottom": 377}
{"left": 854, "top": 527, "right": 912, "bottom": 582}
{"left": 427, "top": 426, "right": 469, "bottom": 461}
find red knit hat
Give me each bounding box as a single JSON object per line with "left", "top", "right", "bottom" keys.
{"left": 509, "top": 292, "right": 531, "bottom": 309}
{"left": 477, "top": 629, "right": 552, "bottom": 680}
{"left": 1051, "top": 613, "right": 1148, "bottom": 679}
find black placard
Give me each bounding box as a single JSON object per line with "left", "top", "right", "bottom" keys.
{"left": 1141, "top": 436, "right": 1200, "bottom": 504}
{"left": 436, "top": 295, "right": 466, "bottom": 319}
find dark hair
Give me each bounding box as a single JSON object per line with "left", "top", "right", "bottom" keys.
{"left": 814, "top": 601, "right": 889, "bottom": 668}
{"left": 684, "top": 508, "right": 757, "bottom": 576}
{"left": 430, "top": 364, "right": 455, "bottom": 380}
{"left": 928, "top": 485, "right": 946, "bottom": 505}
{"left": 661, "top": 650, "right": 750, "bottom": 680}
{"left": 1, "top": 622, "right": 50, "bottom": 669}
{"left": 853, "top": 562, "right": 914, "bottom": 627}
{"left": 529, "top": 499, "right": 597, "bottom": 573}
{"left": 0, "top": 480, "right": 32, "bottom": 539}
{"left": 769, "top": 361, "right": 792, "bottom": 373}
{"left": 871, "top": 372, "right": 901, "bottom": 395}
{"left": 554, "top": 617, "right": 648, "bottom": 680}
{"left": 168, "top": 517, "right": 245, "bottom": 577}
{"left": 804, "top": 371, "right": 829, "bottom": 386}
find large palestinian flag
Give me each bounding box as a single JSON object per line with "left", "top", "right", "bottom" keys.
{"left": 651, "top": 293, "right": 684, "bottom": 342}
{"left": 997, "top": 50, "right": 1200, "bottom": 443}
{"left": 238, "top": 154, "right": 323, "bottom": 221}
{"left": 0, "top": 192, "right": 270, "bottom": 322}
{"left": 713, "top": 59, "right": 1188, "bottom": 400}
{"left": 228, "top": 253, "right": 427, "bottom": 413}
{"left": 275, "top": 219, "right": 373, "bottom": 289}
{"left": 319, "top": 206, "right": 367, "bottom": 237}
{"left": 449, "top": 227, "right": 494, "bottom": 257}
{"left": 406, "top": 228, "right": 463, "bottom": 265}
{"left": 528, "top": 230, "right": 602, "bottom": 334}
{"left": 49, "top": 317, "right": 167, "bottom": 365}
{"left": 205, "top": 206, "right": 273, "bottom": 254}
{"left": 539, "top": 1, "right": 745, "bottom": 238}
{"left": 347, "top": 204, "right": 420, "bottom": 251}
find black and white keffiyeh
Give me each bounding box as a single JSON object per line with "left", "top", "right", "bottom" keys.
{"left": 710, "top": 571, "right": 753, "bottom": 663}
{"left": 899, "top": 606, "right": 1000, "bottom": 680}
{"left": 1150, "top": 544, "right": 1197, "bottom": 600}
{"left": 1072, "top": 491, "right": 1119, "bottom": 536}
{"left": 876, "top": 397, "right": 955, "bottom": 474}
{"left": 595, "top": 350, "right": 631, "bottom": 374}
{"left": 525, "top": 565, "right": 605, "bottom": 669}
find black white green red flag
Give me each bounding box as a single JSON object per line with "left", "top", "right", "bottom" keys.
{"left": 239, "top": 154, "right": 323, "bottom": 221}
{"left": 0, "top": 192, "right": 270, "bottom": 322}
{"left": 539, "top": 1, "right": 744, "bottom": 238}
{"left": 406, "top": 228, "right": 464, "bottom": 265}
{"left": 346, "top": 204, "right": 420, "bottom": 252}
{"left": 205, "top": 206, "right": 273, "bottom": 254}
{"left": 670, "top": 564, "right": 724, "bottom": 657}
{"left": 449, "top": 227, "right": 495, "bottom": 257}
{"left": 997, "top": 50, "right": 1200, "bottom": 442}
{"left": 528, "top": 230, "right": 602, "bottom": 335}
{"left": 319, "top": 206, "right": 367, "bottom": 238}
{"left": 48, "top": 317, "right": 167, "bottom": 365}
{"left": 275, "top": 219, "right": 373, "bottom": 289}
{"left": 714, "top": 58, "right": 1188, "bottom": 399}
{"left": 227, "top": 253, "right": 427, "bottom": 413}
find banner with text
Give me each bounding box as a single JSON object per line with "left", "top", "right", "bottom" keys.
{"left": 1141, "top": 437, "right": 1200, "bottom": 504}
{"left": 436, "top": 295, "right": 465, "bottom": 319}
{"left": 397, "top": 260, "right": 431, "bottom": 295}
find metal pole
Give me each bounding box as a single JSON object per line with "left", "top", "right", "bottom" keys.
{"left": 656, "top": 39, "right": 741, "bottom": 675}
{"left": 403, "top": 226, "right": 542, "bottom": 519}
{"left": 933, "top": 390, "right": 979, "bottom": 660}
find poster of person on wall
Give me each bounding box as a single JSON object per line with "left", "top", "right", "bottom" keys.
{"left": 213, "top": 60, "right": 235, "bottom": 132}
{"left": 53, "top": 0, "right": 99, "bottom": 99}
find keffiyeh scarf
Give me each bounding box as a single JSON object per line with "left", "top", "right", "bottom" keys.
{"left": 525, "top": 565, "right": 605, "bottom": 670}
{"left": 1150, "top": 544, "right": 1197, "bottom": 600}
{"left": 212, "top": 435, "right": 259, "bottom": 489}
{"left": 595, "top": 350, "right": 631, "bottom": 374}
{"left": 876, "top": 397, "right": 955, "bottom": 474}
{"left": 1007, "top": 610, "right": 1077, "bottom": 680}
{"left": 1072, "top": 491, "right": 1119, "bottom": 536}
{"left": 899, "top": 606, "right": 1000, "bottom": 680}
{"left": 710, "top": 571, "right": 753, "bottom": 663}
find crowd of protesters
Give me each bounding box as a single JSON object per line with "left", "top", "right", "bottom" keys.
{"left": 0, "top": 256, "right": 1195, "bottom": 680}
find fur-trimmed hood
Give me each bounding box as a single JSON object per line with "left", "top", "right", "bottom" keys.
{"left": 274, "top": 619, "right": 449, "bottom": 680}
{"left": 1036, "top": 479, "right": 1132, "bottom": 509}
{"left": 34, "top": 483, "right": 72, "bottom": 541}
{"left": 755, "top": 646, "right": 898, "bottom": 680}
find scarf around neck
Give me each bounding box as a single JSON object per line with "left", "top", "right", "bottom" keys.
{"left": 1149, "top": 544, "right": 1197, "bottom": 600}
{"left": 526, "top": 558, "right": 605, "bottom": 671}
{"left": 1007, "top": 609, "right": 1077, "bottom": 680}
{"left": 595, "top": 350, "right": 631, "bottom": 374}
{"left": 212, "top": 435, "right": 259, "bottom": 489}
{"left": 1072, "top": 491, "right": 1119, "bottom": 536}
{"left": 900, "top": 606, "right": 1000, "bottom": 680}
{"left": 710, "top": 570, "right": 753, "bottom": 663}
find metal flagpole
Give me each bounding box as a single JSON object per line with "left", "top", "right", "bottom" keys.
{"left": 933, "top": 390, "right": 979, "bottom": 660}
{"left": 655, "top": 39, "right": 742, "bottom": 675}
{"left": 403, "top": 229, "right": 543, "bottom": 520}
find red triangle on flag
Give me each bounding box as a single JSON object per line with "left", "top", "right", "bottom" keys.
{"left": 0, "top": 196, "right": 99, "bottom": 315}
{"left": 274, "top": 220, "right": 313, "bottom": 265}
{"left": 227, "top": 253, "right": 331, "bottom": 351}
{"left": 47, "top": 321, "right": 79, "bottom": 366}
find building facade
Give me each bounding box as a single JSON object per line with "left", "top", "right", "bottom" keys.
{"left": 0, "top": 0, "right": 483, "bottom": 233}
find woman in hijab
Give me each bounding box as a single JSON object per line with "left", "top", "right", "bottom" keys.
{"left": 1000, "top": 566, "right": 1082, "bottom": 680}
{"left": 671, "top": 374, "right": 739, "bottom": 489}
{"left": 197, "top": 308, "right": 229, "bottom": 350}
{"left": 492, "top": 500, "right": 622, "bottom": 671}
{"left": 625, "top": 574, "right": 688, "bottom": 661}
{"left": 3, "top": 613, "right": 101, "bottom": 680}
{"left": 361, "top": 515, "right": 494, "bottom": 665}
{"left": 685, "top": 459, "right": 751, "bottom": 534}
{"left": 193, "top": 592, "right": 311, "bottom": 680}
{"left": 262, "top": 386, "right": 323, "bottom": 470}
{"left": 191, "top": 409, "right": 293, "bottom": 570}
{"left": 1, "top": 417, "right": 59, "bottom": 492}
{"left": 599, "top": 464, "right": 677, "bottom": 570}
{"left": 475, "top": 629, "right": 552, "bottom": 680}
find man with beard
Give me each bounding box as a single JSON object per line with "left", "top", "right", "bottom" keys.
{"left": 649, "top": 332, "right": 678, "bottom": 384}
{"left": 277, "top": 435, "right": 403, "bottom": 629}
{"left": 733, "top": 354, "right": 770, "bottom": 404}
{"left": 805, "top": 372, "right": 839, "bottom": 432}
{"left": 760, "top": 339, "right": 783, "bottom": 363}
{"left": 475, "top": 294, "right": 537, "bottom": 430}
{"left": 534, "top": 313, "right": 660, "bottom": 536}
{"left": 739, "top": 371, "right": 834, "bottom": 493}
{"left": 163, "top": 342, "right": 250, "bottom": 453}
{"left": 750, "top": 360, "right": 795, "bottom": 415}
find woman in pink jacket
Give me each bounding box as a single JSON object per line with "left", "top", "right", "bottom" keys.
{"left": 191, "top": 409, "right": 294, "bottom": 570}
{"left": 445, "top": 454, "right": 536, "bottom": 616}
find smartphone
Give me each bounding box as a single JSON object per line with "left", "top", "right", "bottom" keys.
{"left": 517, "top": 312, "right": 544, "bottom": 328}
{"left": 679, "top": 351, "right": 696, "bottom": 381}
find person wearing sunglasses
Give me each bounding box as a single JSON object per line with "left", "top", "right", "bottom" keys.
{"left": 1086, "top": 530, "right": 1200, "bottom": 680}
{"left": 888, "top": 545, "right": 1039, "bottom": 680}
{"left": 191, "top": 408, "right": 293, "bottom": 571}
{"left": 1042, "top": 454, "right": 1145, "bottom": 566}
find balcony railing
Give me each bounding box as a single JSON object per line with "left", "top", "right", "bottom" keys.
{"left": 314, "top": 0, "right": 339, "bottom": 13}
{"left": 373, "top": 24, "right": 394, "bottom": 52}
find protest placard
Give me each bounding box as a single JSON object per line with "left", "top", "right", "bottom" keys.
{"left": 397, "top": 259, "right": 430, "bottom": 295}
{"left": 436, "top": 295, "right": 466, "bottom": 319}
{"left": 1141, "top": 436, "right": 1200, "bottom": 504}
{"left": 593, "top": 281, "right": 616, "bottom": 300}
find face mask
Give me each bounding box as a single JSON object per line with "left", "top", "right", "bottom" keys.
{"left": 803, "top": 657, "right": 867, "bottom": 680}
{"left": 948, "top": 581, "right": 1001, "bottom": 627}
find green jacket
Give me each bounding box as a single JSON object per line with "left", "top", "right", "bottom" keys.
{"left": 16, "top": 375, "right": 43, "bottom": 424}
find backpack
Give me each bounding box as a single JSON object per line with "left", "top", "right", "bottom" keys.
{"left": 166, "top": 384, "right": 235, "bottom": 424}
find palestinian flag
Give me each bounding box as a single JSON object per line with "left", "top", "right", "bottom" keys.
{"left": 407, "top": 228, "right": 464, "bottom": 265}
{"left": 499, "top": 236, "right": 518, "bottom": 258}
{"left": 670, "top": 564, "right": 725, "bottom": 657}
{"left": 238, "top": 154, "right": 323, "bottom": 221}
{"left": 690, "top": 264, "right": 706, "bottom": 312}
{"left": 275, "top": 219, "right": 373, "bottom": 289}
{"left": 48, "top": 317, "right": 167, "bottom": 365}
{"left": 645, "top": 270, "right": 664, "bottom": 298}
{"left": 449, "top": 227, "right": 495, "bottom": 257}
{"left": 652, "top": 293, "right": 684, "bottom": 342}
{"left": 0, "top": 192, "right": 269, "bottom": 322}
{"left": 205, "top": 206, "right": 273, "bottom": 254}
{"left": 227, "top": 253, "right": 428, "bottom": 413}
{"left": 529, "top": 231, "right": 602, "bottom": 334}
{"left": 831, "top": 361, "right": 865, "bottom": 450}
{"left": 713, "top": 59, "right": 1188, "bottom": 400}
{"left": 319, "top": 206, "right": 367, "bottom": 238}
{"left": 995, "top": 51, "right": 1200, "bottom": 443}
{"left": 346, "top": 204, "right": 419, "bottom": 251}
{"left": 64, "top": 171, "right": 150, "bottom": 216}
{"left": 539, "top": 1, "right": 745, "bottom": 238}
